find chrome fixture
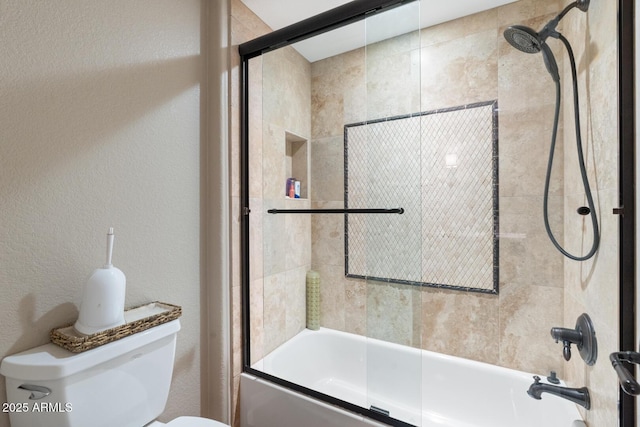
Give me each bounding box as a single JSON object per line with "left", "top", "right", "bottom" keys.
{"left": 527, "top": 376, "right": 590, "bottom": 409}
{"left": 550, "top": 313, "right": 597, "bottom": 365}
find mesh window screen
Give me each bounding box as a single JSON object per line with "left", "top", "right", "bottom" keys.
{"left": 345, "top": 101, "right": 499, "bottom": 293}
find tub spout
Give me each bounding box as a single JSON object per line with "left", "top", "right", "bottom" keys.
{"left": 527, "top": 376, "right": 590, "bottom": 409}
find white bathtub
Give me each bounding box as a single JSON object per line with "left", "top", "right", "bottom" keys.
{"left": 241, "top": 328, "right": 586, "bottom": 427}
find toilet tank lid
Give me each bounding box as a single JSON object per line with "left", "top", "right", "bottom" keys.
{"left": 0, "top": 319, "right": 180, "bottom": 381}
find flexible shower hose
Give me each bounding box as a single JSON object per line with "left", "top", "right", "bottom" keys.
{"left": 543, "top": 33, "right": 600, "bottom": 261}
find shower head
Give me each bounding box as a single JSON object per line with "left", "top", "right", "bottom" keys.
{"left": 503, "top": 25, "right": 559, "bottom": 82}
{"left": 502, "top": 0, "right": 590, "bottom": 82}
{"left": 504, "top": 25, "right": 541, "bottom": 54}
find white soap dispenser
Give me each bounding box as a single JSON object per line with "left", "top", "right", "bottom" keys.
{"left": 74, "top": 227, "right": 126, "bottom": 335}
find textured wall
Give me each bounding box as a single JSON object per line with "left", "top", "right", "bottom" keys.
{"left": 0, "top": 1, "right": 203, "bottom": 426}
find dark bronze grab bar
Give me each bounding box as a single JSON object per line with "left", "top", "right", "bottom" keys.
{"left": 267, "top": 208, "right": 404, "bottom": 214}
{"left": 610, "top": 351, "right": 640, "bottom": 396}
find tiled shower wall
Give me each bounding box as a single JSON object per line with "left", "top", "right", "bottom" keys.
{"left": 345, "top": 105, "right": 498, "bottom": 291}
{"left": 310, "top": 1, "right": 567, "bottom": 372}
{"left": 249, "top": 45, "right": 312, "bottom": 362}
{"left": 561, "top": 0, "right": 619, "bottom": 425}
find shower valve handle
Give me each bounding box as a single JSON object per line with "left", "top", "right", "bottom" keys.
{"left": 550, "top": 314, "right": 597, "bottom": 366}
{"left": 559, "top": 340, "right": 572, "bottom": 361}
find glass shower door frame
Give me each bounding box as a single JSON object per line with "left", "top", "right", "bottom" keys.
{"left": 618, "top": 0, "right": 635, "bottom": 424}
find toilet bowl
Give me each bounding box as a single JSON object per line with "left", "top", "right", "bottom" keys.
{"left": 0, "top": 320, "right": 229, "bottom": 427}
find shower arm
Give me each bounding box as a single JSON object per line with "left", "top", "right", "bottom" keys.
{"left": 539, "top": 0, "right": 589, "bottom": 41}
{"left": 556, "top": 1, "right": 589, "bottom": 20}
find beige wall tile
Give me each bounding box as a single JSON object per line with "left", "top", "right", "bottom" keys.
{"left": 367, "top": 281, "right": 421, "bottom": 347}
{"left": 421, "top": 29, "right": 498, "bottom": 110}
{"left": 497, "top": 105, "right": 564, "bottom": 198}
{"left": 263, "top": 272, "right": 287, "bottom": 355}
{"left": 344, "top": 279, "right": 367, "bottom": 336}
{"left": 309, "top": 138, "right": 344, "bottom": 202}
{"left": 366, "top": 32, "right": 421, "bottom": 119}
{"left": 421, "top": 287, "right": 500, "bottom": 364}
{"left": 311, "top": 201, "right": 345, "bottom": 267}
{"left": 286, "top": 267, "right": 308, "bottom": 339}
{"left": 421, "top": 9, "right": 498, "bottom": 47}
{"left": 499, "top": 282, "right": 564, "bottom": 374}
{"left": 316, "top": 264, "right": 346, "bottom": 331}
{"left": 497, "top": 0, "right": 565, "bottom": 27}
{"left": 249, "top": 277, "right": 264, "bottom": 364}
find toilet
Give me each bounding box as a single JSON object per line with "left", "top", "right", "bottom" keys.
{"left": 0, "top": 319, "right": 227, "bottom": 427}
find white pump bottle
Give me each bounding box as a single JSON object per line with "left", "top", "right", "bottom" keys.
{"left": 74, "top": 228, "right": 126, "bottom": 335}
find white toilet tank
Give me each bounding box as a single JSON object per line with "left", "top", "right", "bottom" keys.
{"left": 0, "top": 319, "right": 181, "bottom": 427}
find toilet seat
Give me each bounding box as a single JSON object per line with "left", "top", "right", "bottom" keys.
{"left": 153, "top": 416, "right": 228, "bottom": 427}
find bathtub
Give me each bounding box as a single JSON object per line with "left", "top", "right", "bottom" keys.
{"left": 241, "top": 328, "right": 586, "bottom": 427}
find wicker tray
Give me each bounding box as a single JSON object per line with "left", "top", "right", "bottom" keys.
{"left": 50, "top": 301, "right": 182, "bottom": 353}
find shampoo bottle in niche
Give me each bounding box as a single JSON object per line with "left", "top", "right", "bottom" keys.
{"left": 74, "top": 227, "right": 126, "bottom": 335}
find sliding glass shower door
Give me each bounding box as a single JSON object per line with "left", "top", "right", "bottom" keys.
{"left": 245, "top": 2, "right": 425, "bottom": 424}
{"left": 358, "top": 3, "right": 423, "bottom": 424}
